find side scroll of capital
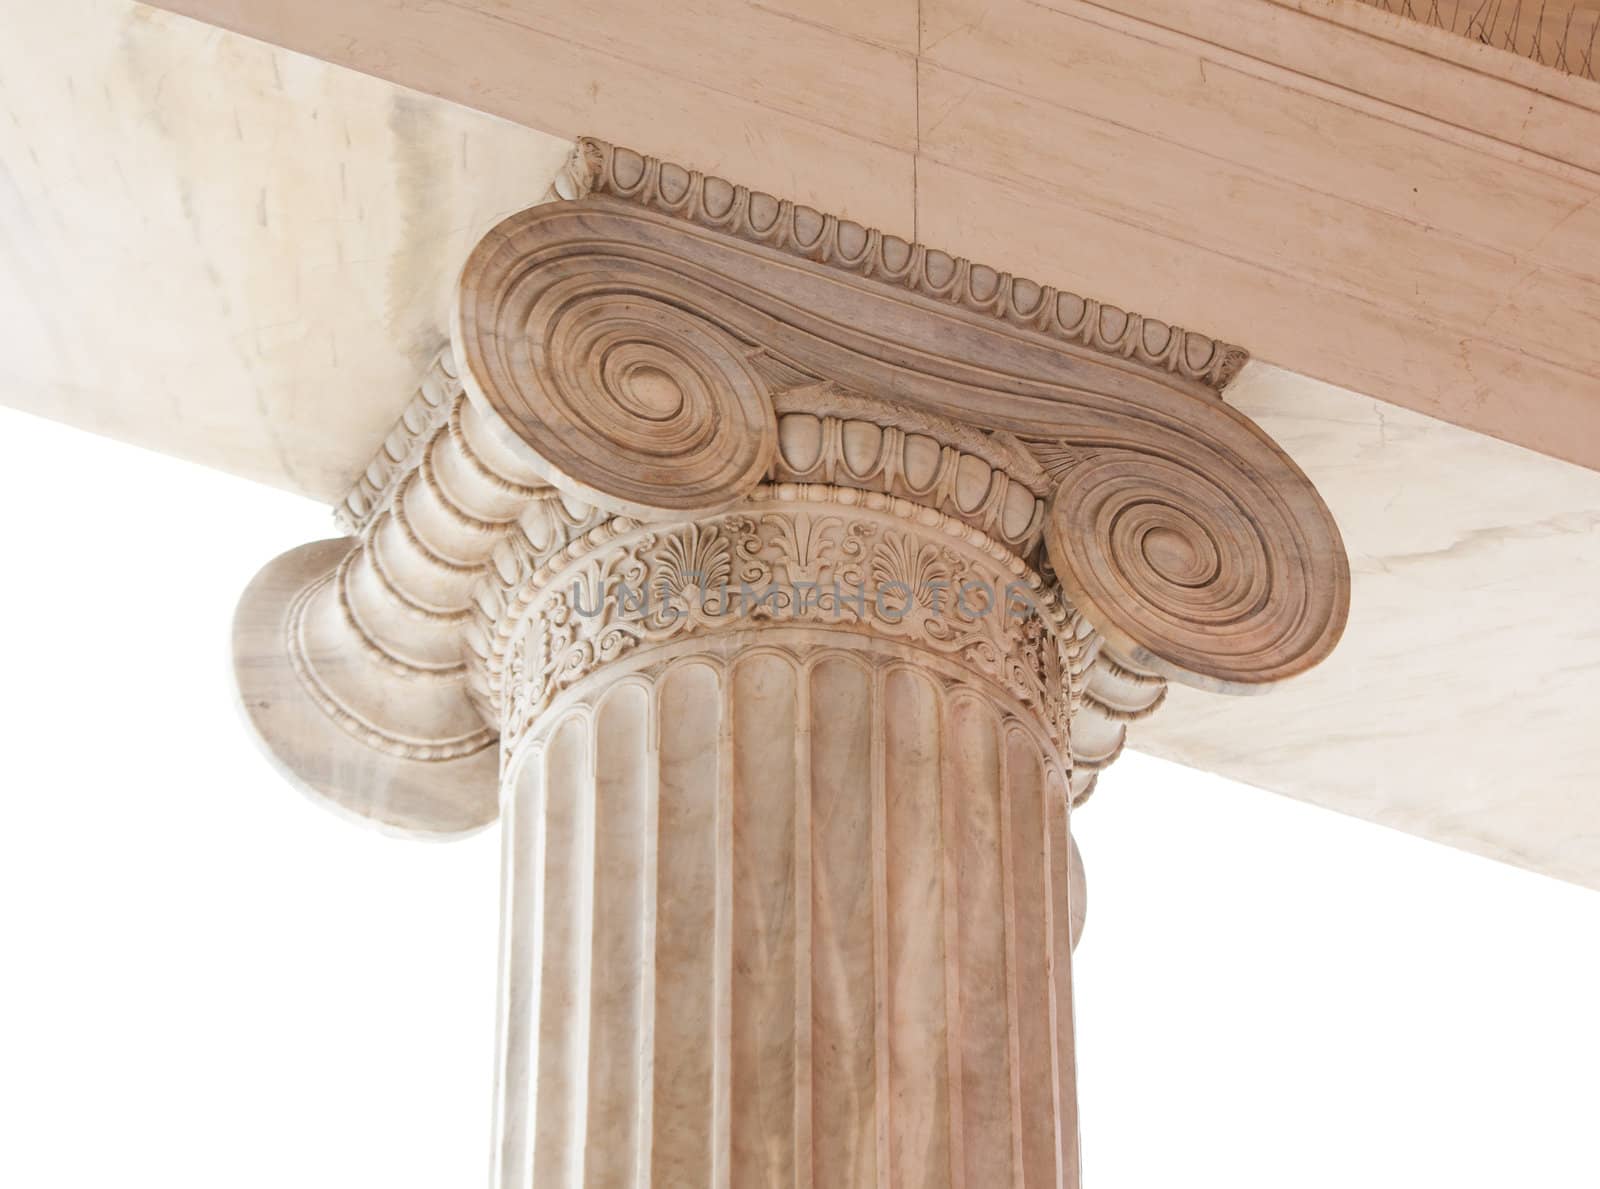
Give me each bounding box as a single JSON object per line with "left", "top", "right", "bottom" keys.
{"left": 1042, "top": 444, "right": 1349, "bottom": 693}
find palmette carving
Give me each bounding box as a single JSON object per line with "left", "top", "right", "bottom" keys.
{"left": 468, "top": 485, "right": 1089, "bottom": 759}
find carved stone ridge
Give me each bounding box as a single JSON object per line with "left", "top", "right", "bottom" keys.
{"left": 559, "top": 137, "right": 1250, "bottom": 391}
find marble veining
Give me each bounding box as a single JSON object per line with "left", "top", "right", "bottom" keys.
{"left": 0, "top": 0, "right": 570, "bottom": 501}
{"left": 1135, "top": 363, "right": 1600, "bottom": 890}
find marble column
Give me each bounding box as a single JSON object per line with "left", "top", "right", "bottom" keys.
{"left": 481, "top": 489, "right": 1088, "bottom": 1189}
{"left": 232, "top": 140, "right": 1348, "bottom": 1187}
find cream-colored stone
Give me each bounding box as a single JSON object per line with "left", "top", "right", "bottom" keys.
{"left": 490, "top": 628, "right": 1082, "bottom": 1188}
{"left": 1136, "top": 362, "right": 1600, "bottom": 889}
{"left": 235, "top": 141, "right": 1345, "bottom": 842}
{"left": 0, "top": 0, "right": 570, "bottom": 500}
{"left": 1349, "top": 0, "right": 1600, "bottom": 79}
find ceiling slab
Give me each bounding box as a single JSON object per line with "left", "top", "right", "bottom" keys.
{"left": 0, "top": 0, "right": 569, "bottom": 500}
{"left": 136, "top": 0, "right": 1600, "bottom": 471}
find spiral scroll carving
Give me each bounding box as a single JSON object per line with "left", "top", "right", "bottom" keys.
{"left": 1043, "top": 451, "right": 1348, "bottom": 691}
{"left": 455, "top": 256, "right": 777, "bottom": 520}
{"left": 455, "top": 136, "right": 1348, "bottom": 691}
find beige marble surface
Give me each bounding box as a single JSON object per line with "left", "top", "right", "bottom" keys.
{"left": 1137, "top": 363, "right": 1600, "bottom": 889}
{"left": 0, "top": 0, "right": 569, "bottom": 501}
{"left": 142, "top": 0, "right": 1600, "bottom": 475}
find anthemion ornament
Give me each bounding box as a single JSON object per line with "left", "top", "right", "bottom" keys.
{"left": 234, "top": 138, "right": 1349, "bottom": 1187}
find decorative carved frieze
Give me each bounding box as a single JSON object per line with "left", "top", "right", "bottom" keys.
{"left": 469, "top": 487, "right": 1087, "bottom": 760}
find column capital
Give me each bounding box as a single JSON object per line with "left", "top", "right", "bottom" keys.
{"left": 456, "top": 138, "right": 1347, "bottom": 692}
{"left": 232, "top": 138, "right": 1349, "bottom": 835}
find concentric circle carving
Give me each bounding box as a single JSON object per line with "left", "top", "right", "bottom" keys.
{"left": 1044, "top": 450, "right": 1347, "bottom": 691}
{"left": 456, "top": 266, "right": 776, "bottom": 519}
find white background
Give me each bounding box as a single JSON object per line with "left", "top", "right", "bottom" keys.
{"left": 2, "top": 406, "right": 1597, "bottom": 1187}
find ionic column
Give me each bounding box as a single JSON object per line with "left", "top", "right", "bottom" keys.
{"left": 231, "top": 139, "right": 1349, "bottom": 1188}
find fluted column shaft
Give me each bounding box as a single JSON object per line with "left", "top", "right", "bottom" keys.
{"left": 492, "top": 630, "right": 1081, "bottom": 1189}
